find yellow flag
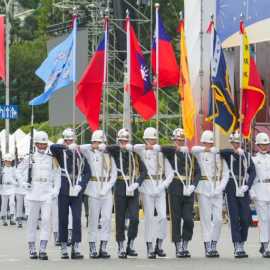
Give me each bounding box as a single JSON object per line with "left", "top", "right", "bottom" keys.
{"left": 179, "top": 21, "right": 196, "bottom": 140}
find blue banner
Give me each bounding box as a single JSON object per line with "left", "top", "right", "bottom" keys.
{"left": 216, "top": 0, "right": 270, "bottom": 42}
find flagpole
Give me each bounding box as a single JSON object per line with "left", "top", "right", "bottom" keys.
{"left": 208, "top": 14, "right": 217, "bottom": 190}
{"left": 179, "top": 11, "right": 183, "bottom": 130}
{"left": 125, "top": 10, "right": 131, "bottom": 134}
{"left": 4, "top": 0, "right": 13, "bottom": 154}
{"left": 102, "top": 14, "right": 109, "bottom": 133}
{"left": 71, "top": 8, "right": 77, "bottom": 189}
{"left": 125, "top": 10, "right": 133, "bottom": 191}
{"left": 239, "top": 14, "right": 244, "bottom": 188}
{"left": 155, "top": 3, "right": 160, "bottom": 141}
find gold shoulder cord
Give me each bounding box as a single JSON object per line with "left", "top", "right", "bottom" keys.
{"left": 103, "top": 153, "right": 112, "bottom": 177}
{"left": 52, "top": 157, "right": 60, "bottom": 169}
{"left": 191, "top": 156, "right": 195, "bottom": 184}
{"left": 134, "top": 153, "right": 140, "bottom": 177}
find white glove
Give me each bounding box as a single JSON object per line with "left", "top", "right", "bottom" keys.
{"left": 68, "top": 143, "right": 78, "bottom": 151}
{"left": 126, "top": 183, "right": 139, "bottom": 193}
{"left": 240, "top": 185, "right": 249, "bottom": 193}
{"left": 249, "top": 189, "right": 257, "bottom": 200}
{"left": 237, "top": 148, "right": 245, "bottom": 156}
{"left": 99, "top": 186, "right": 111, "bottom": 197}
{"left": 74, "top": 184, "right": 82, "bottom": 192}
{"left": 210, "top": 147, "right": 219, "bottom": 154}
{"left": 213, "top": 185, "right": 224, "bottom": 196}
{"left": 22, "top": 182, "right": 32, "bottom": 190}
{"left": 183, "top": 185, "right": 195, "bottom": 196}
{"left": 180, "top": 146, "right": 189, "bottom": 154}
{"left": 51, "top": 189, "right": 59, "bottom": 199}
{"left": 98, "top": 143, "right": 106, "bottom": 151}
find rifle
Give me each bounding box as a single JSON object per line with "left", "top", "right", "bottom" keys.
{"left": 14, "top": 138, "right": 19, "bottom": 168}
{"left": 0, "top": 142, "right": 2, "bottom": 185}
{"left": 27, "top": 108, "right": 34, "bottom": 184}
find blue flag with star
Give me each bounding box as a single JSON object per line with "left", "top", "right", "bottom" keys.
{"left": 29, "top": 18, "right": 77, "bottom": 106}
{"left": 206, "top": 29, "right": 237, "bottom": 134}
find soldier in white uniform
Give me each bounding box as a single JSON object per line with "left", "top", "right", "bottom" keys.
{"left": 0, "top": 153, "right": 16, "bottom": 226}
{"left": 79, "top": 130, "right": 117, "bottom": 259}
{"left": 251, "top": 132, "right": 270, "bottom": 258}
{"left": 192, "top": 130, "right": 229, "bottom": 257}
{"left": 131, "top": 127, "right": 174, "bottom": 259}
{"left": 17, "top": 131, "right": 61, "bottom": 260}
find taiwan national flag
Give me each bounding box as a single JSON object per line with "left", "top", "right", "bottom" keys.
{"left": 151, "top": 11, "right": 179, "bottom": 88}
{"left": 126, "top": 16, "right": 156, "bottom": 120}
{"left": 76, "top": 19, "right": 108, "bottom": 131}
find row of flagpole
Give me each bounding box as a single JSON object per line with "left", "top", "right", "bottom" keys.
{"left": 0, "top": 2, "right": 265, "bottom": 151}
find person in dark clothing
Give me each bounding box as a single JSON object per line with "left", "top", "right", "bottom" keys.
{"left": 106, "top": 128, "right": 147, "bottom": 258}
{"left": 50, "top": 128, "right": 91, "bottom": 260}
{"left": 220, "top": 131, "right": 256, "bottom": 258}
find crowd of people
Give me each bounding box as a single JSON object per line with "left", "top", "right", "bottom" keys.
{"left": 0, "top": 127, "right": 270, "bottom": 261}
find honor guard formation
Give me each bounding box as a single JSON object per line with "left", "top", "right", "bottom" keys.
{"left": 1, "top": 127, "right": 270, "bottom": 261}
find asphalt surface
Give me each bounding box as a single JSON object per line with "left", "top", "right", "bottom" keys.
{"left": 0, "top": 217, "right": 268, "bottom": 270}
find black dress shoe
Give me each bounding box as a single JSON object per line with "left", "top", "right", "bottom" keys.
{"left": 205, "top": 251, "right": 215, "bottom": 258}
{"left": 234, "top": 251, "right": 246, "bottom": 258}
{"left": 61, "top": 253, "right": 69, "bottom": 259}
{"left": 240, "top": 251, "right": 248, "bottom": 258}
{"left": 71, "top": 252, "right": 84, "bottom": 259}
{"left": 263, "top": 251, "right": 270, "bottom": 258}
{"left": 99, "top": 250, "right": 111, "bottom": 259}
{"left": 89, "top": 251, "right": 99, "bottom": 259}
{"left": 55, "top": 241, "right": 61, "bottom": 247}
{"left": 118, "top": 251, "right": 127, "bottom": 259}
{"left": 126, "top": 247, "right": 138, "bottom": 257}
{"left": 155, "top": 247, "right": 166, "bottom": 257}
{"left": 29, "top": 252, "right": 38, "bottom": 259}
{"left": 147, "top": 252, "right": 156, "bottom": 259}
{"left": 211, "top": 250, "right": 220, "bottom": 258}
{"left": 39, "top": 252, "right": 48, "bottom": 260}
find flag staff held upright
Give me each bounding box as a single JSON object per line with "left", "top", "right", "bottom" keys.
{"left": 125, "top": 10, "right": 131, "bottom": 133}
{"left": 4, "top": 0, "right": 14, "bottom": 153}
{"left": 155, "top": 3, "right": 160, "bottom": 141}
{"left": 71, "top": 7, "right": 78, "bottom": 188}
{"left": 207, "top": 13, "right": 217, "bottom": 190}
{"left": 102, "top": 12, "right": 109, "bottom": 133}
{"left": 239, "top": 13, "right": 244, "bottom": 189}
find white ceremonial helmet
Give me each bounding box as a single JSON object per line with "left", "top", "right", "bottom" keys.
{"left": 117, "top": 128, "right": 130, "bottom": 141}
{"left": 172, "top": 128, "right": 185, "bottom": 140}
{"left": 34, "top": 131, "right": 48, "bottom": 144}
{"left": 91, "top": 130, "right": 107, "bottom": 143}
{"left": 229, "top": 131, "right": 241, "bottom": 143}
{"left": 143, "top": 127, "right": 157, "bottom": 140}
{"left": 255, "top": 132, "right": 270, "bottom": 145}
{"left": 3, "top": 153, "right": 14, "bottom": 162}
{"left": 62, "top": 128, "right": 75, "bottom": 140}
{"left": 57, "top": 138, "right": 64, "bottom": 144}
{"left": 200, "top": 130, "right": 214, "bottom": 143}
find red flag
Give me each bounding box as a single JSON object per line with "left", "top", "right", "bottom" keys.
{"left": 151, "top": 11, "right": 179, "bottom": 88}
{"left": 126, "top": 17, "right": 156, "bottom": 120}
{"left": 76, "top": 21, "right": 107, "bottom": 131}
{"left": 240, "top": 21, "right": 265, "bottom": 138}
{"left": 0, "top": 16, "right": 5, "bottom": 81}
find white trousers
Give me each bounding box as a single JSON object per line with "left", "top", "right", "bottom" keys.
{"left": 15, "top": 194, "right": 24, "bottom": 218}
{"left": 142, "top": 192, "right": 167, "bottom": 243}
{"left": 255, "top": 200, "right": 270, "bottom": 243}
{"left": 88, "top": 194, "right": 113, "bottom": 242}
{"left": 197, "top": 193, "right": 223, "bottom": 242}
{"left": 51, "top": 198, "right": 58, "bottom": 233}
{"left": 24, "top": 198, "right": 30, "bottom": 216}
{"left": 1, "top": 194, "right": 15, "bottom": 217}
{"left": 27, "top": 200, "right": 52, "bottom": 242}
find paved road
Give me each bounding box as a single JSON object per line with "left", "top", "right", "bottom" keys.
{"left": 0, "top": 218, "right": 268, "bottom": 270}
